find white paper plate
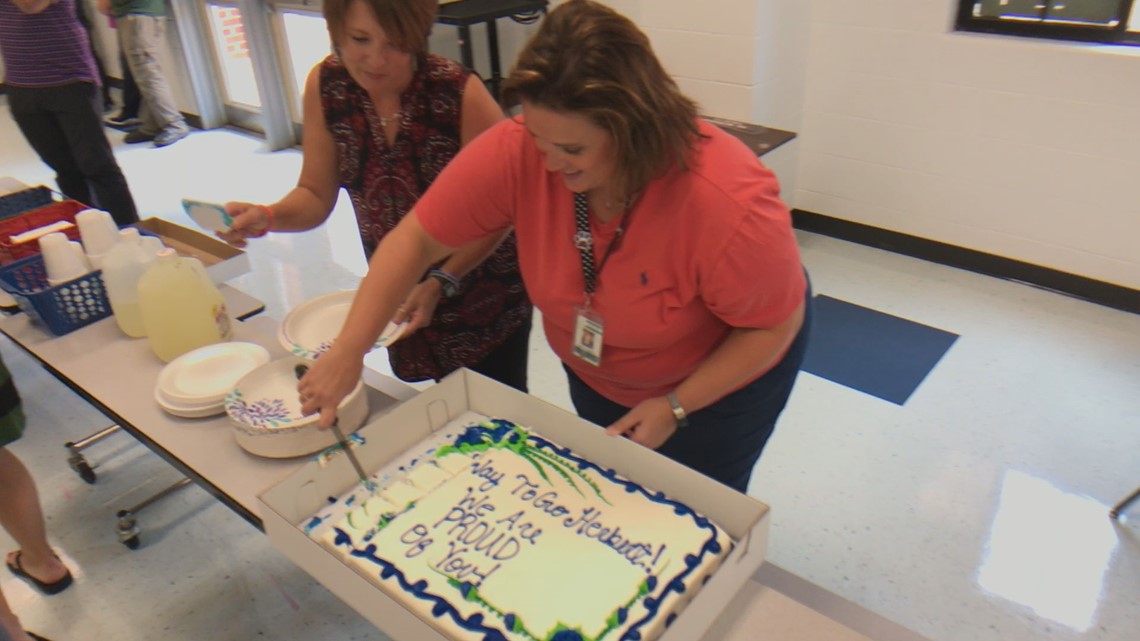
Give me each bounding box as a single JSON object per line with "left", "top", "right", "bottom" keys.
{"left": 279, "top": 290, "right": 406, "bottom": 360}
{"left": 154, "top": 387, "right": 226, "bottom": 419}
{"left": 181, "top": 198, "right": 233, "bottom": 233}
{"left": 156, "top": 342, "right": 271, "bottom": 406}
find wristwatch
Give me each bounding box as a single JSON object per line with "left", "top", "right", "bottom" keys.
{"left": 427, "top": 268, "right": 461, "bottom": 298}
{"left": 665, "top": 392, "right": 689, "bottom": 429}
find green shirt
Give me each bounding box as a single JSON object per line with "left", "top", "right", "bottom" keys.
{"left": 111, "top": 0, "right": 167, "bottom": 18}
{"left": 0, "top": 354, "right": 25, "bottom": 447}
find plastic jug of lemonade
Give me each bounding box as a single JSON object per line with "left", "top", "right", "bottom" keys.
{"left": 101, "top": 228, "right": 159, "bottom": 337}
{"left": 138, "top": 249, "right": 233, "bottom": 362}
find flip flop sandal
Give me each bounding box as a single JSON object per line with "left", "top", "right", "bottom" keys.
{"left": 5, "top": 551, "right": 73, "bottom": 595}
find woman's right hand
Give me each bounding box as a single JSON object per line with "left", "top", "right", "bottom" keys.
{"left": 217, "top": 201, "right": 272, "bottom": 248}
{"left": 297, "top": 344, "right": 365, "bottom": 430}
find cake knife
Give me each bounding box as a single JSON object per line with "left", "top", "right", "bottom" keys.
{"left": 294, "top": 364, "right": 374, "bottom": 491}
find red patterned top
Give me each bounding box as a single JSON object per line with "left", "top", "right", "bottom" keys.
{"left": 320, "top": 54, "right": 531, "bottom": 382}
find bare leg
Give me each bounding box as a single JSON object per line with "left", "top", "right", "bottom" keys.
{"left": 0, "top": 449, "right": 67, "bottom": 586}
{"left": 0, "top": 584, "right": 35, "bottom": 641}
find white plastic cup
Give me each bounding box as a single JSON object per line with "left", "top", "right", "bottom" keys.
{"left": 75, "top": 209, "right": 119, "bottom": 258}
{"left": 39, "top": 232, "right": 89, "bottom": 284}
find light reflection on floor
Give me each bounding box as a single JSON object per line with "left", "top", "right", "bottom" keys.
{"left": 978, "top": 470, "right": 1118, "bottom": 632}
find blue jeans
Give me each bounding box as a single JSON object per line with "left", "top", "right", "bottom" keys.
{"left": 566, "top": 277, "right": 813, "bottom": 493}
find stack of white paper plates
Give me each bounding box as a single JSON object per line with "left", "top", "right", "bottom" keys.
{"left": 278, "top": 290, "right": 405, "bottom": 360}
{"left": 155, "top": 342, "right": 271, "bottom": 418}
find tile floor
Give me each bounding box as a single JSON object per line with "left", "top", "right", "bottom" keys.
{"left": 1, "top": 102, "right": 1138, "bottom": 641}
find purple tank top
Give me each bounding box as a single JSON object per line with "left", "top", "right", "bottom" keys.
{"left": 0, "top": 0, "right": 99, "bottom": 88}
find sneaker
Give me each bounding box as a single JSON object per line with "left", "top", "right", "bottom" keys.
{"left": 123, "top": 129, "right": 155, "bottom": 144}
{"left": 153, "top": 124, "right": 189, "bottom": 148}
{"left": 105, "top": 113, "right": 142, "bottom": 129}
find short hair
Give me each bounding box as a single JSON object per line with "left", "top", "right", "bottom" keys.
{"left": 323, "top": 0, "right": 438, "bottom": 56}
{"left": 501, "top": 0, "right": 701, "bottom": 200}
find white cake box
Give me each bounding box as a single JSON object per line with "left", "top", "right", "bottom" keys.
{"left": 258, "top": 368, "right": 770, "bottom": 641}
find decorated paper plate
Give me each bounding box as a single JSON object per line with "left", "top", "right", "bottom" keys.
{"left": 156, "top": 342, "right": 271, "bottom": 406}
{"left": 278, "top": 290, "right": 406, "bottom": 360}
{"left": 224, "top": 357, "right": 369, "bottom": 458}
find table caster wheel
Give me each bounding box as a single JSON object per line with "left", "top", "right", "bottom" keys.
{"left": 116, "top": 510, "right": 140, "bottom": 551}
{"left": 68, "top": 455, "right": 96, "bottom": 484}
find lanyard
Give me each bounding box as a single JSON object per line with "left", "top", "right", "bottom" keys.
{"left": 573, "top": 192, "right": 631, "bottom": 298}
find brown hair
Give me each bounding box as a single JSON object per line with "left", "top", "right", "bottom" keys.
{"left": 501, "top": 0, "right": 701, "bottom": 200}
{"left": 323, "top": 0, "right": 438, "bottom": 56}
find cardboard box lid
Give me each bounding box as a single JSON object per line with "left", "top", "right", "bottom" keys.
{"left": 134, "top": 217, "right": 243, "bottom": 268}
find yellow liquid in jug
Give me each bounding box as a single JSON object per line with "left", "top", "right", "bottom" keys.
{"left": 113, "top": 300, "right": 146, "bottom": 338}
{"left": 138, "top": 255, "right": 232, "bottom": 362}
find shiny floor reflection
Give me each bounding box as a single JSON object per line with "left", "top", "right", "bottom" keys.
{"left": 978, "top": 470, "right": 1117, "bottom": 632}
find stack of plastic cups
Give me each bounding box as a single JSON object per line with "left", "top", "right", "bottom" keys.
{"left": 38, "top": 232, "right": 91, "bottom": 286}
{"left": 74, "top": 209, "right": 119, "bottom": 269}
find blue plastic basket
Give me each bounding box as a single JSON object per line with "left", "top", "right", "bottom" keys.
{"left": 0, "top": 186, "right": 54, "bottom": 220}
{"left": 0, "top": 254, "right": 111, "bottom": 336}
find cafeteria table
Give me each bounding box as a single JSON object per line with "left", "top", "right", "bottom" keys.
{"left": 0, "top": 290, "right": 930, "bottom": 641}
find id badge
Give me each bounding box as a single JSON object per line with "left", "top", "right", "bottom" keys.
{"left": 572, "top": 305, "right": 604, "bottom": 366}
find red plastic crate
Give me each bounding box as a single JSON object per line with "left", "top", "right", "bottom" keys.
{"left": 0, "top": 200, "right": 86, "bottom": 265}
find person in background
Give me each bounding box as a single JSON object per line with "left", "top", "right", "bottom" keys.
{"left": 0, "top": 354, "right": 71, "bottom": 641}
{"left": 74, "top": 0, "right": 113, "bottom": 112}
{"left": 0, "top": 0, "right": 139, "bottom": 227}
{"left": 96, "top": 0, "right": 189, "bottom": 147}
{"left": 104, "top": 49, "right": 142, "bottom": 130}
{"left": 220, "top": 0, "right": 532, "bottom": 392}
{"left": 297, "top": 0, "right": 812, "bottom": 494}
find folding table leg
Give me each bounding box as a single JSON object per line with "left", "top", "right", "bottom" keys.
{"left": 115, "top": 477, "right": 193, "bottom": 550}
{"left": 64, "top": 423, "right": 121, "bottom": 483}
{"left": 1110, "top": 486, "right": 1140, "bottom": 520}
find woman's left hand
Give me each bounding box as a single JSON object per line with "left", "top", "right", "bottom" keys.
{"left": 392, "top": 280, "right": 443, "bottom": 334}
{"left": 605, "top": 397, "right": 679, "bottom": 449}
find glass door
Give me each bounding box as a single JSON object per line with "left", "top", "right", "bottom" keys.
{"left": 274, "top": 4, "right": 333, "bottom": 124}
{"left": 203, "top": 0, "right": 263, "bottom": 132}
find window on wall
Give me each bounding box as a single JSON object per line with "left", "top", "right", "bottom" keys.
{"left": 278, "top": 10, "right": 333, "bottom": 120}
{"left": 205, "top": 2, "right": 262, "bottom": 107}
{"left": 956, "top": 0, "right": 1140, "bottom": 46}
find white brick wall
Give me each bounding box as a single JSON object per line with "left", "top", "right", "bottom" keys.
{"left": 796, "top": 0, "right": 1140, "bottom": 288}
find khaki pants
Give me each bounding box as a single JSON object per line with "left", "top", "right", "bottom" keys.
{"left": 118, "top": 14, "right": 186, "bottom": 135}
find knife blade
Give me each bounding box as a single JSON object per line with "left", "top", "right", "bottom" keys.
{"left": 295, "top": 363, "right": 374, "bottom": 491}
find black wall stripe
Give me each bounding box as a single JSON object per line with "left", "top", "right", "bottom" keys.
{"left": 792, "top": 209, "right": 1139, "bottom": 315}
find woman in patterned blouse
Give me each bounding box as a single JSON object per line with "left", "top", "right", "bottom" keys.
{"left": 221, "top": 0, "right": 532, "bottom": 390}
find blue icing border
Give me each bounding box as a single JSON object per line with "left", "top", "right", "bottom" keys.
{"left": 340, "top": 419, "right": 726, "bottom": 641}
{"left": 522, "top": 427, "right": 725, "bottom": 639}
{"left": 349, "top": 542, "right": 509, "bottom": 641}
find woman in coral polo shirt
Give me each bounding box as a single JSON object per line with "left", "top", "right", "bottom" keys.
{"left": 299, "top": 0, "right": 813, "bottom": 493}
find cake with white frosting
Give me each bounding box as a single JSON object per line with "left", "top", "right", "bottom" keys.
{"left": 308, "top": 418, "right": 732, "bottom": 641}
